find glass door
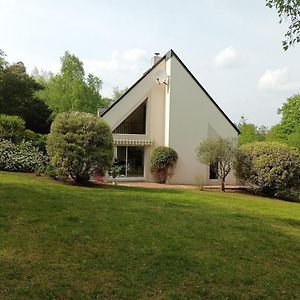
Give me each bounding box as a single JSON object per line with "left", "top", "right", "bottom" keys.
{"left": 114, "top": 146, "right": 144, "bottom": 177}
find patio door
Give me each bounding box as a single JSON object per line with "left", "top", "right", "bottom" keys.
{"left": 115, "top": 146, "right": 144, "bottom": 177}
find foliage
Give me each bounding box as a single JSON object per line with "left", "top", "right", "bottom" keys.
{"left": 277, "top": 94, "right": 300, "bottom": 135}
{"left": 266, "top": 0, "right": 300, "bottom": 50}
{"left": 267, "top": 94, "right": 300, "bottom": 150}
{"left": 287, "top": 124, "right": 300, "bottom": 150}
{"left": 196, "top": 137, "right": 238, "bottom": 191}
{"left": 0, "top": 114, "right": 26, "bottom": 143}
{"left": 43, "top": 162, "right": 59, "bottom": 179}
{"left": 24, "top": 129, "right": 48, "bottom": 153}
{"left": 0, "top": 51, "right": 52, "bottom": 133}
{"left": 151, "top": 146, "right": 178, "bottom": 183}
{"left": 111, "top": 86, "right": 129, "bottom": 102}
{"left": 237, "top": 116, "right": 267, "bottom": 145}
{"left": 109, "top": 165, "right": 121, "bottom": 179}
{"left": 38, "top": 51, "right": 109, "bottom": 117}
{"left": 235, "top": 142, "right": 300, "bottom": 197}
{"left": 47, "top": 112, "right": 113, "bottom": 183}
{"left": 0, "top": 139, "right": 47, "bottom": 172}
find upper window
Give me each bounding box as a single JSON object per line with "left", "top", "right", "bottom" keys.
{"left": 113, "top": 99, "right": 147, "bottom": 134}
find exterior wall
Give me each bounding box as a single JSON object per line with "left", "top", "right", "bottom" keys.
{"left": 167, "top": 56, "right": 238, "bottom": 185}
{"left": 102, "top": 61, "right": 167, "bottom": 181}
{"left": 102, "top": 53, "right": 239, "bottom": 185}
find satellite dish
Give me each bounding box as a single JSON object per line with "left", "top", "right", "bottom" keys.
{"left": 154, "top": 69, "right": 168, "bottom": 85}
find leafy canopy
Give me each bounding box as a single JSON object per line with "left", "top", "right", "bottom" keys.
{"left": 266, "top": 0, "right": 300, "bottom": 50}
{"left": 0, "top": 50, "right": 52, "bottom": 133}
{"left": 237, "top": 116, "right": 267, "bottom": 145}
{"left": 38, "top": 51, "right": 109, "bottom": 117}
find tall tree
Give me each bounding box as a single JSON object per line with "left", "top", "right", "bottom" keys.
{"left": 38, "top": 51, "right": 108, "bottom": 116}
{"left": 237, "top": 116, "right": 267, "bottom": 145}
{"left": 0, "top": 50, "right": 52, "bottom": 133}
{"left": 267, "top": 94, "right": 300, "bottom": 150}
{"left": 266, "top": 0, "right": 300, "bottom": 50}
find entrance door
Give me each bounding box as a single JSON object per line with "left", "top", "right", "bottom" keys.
{"left": 115, "top": 146, "right": 144, "bottom": 177}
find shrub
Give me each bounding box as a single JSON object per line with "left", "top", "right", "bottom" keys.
{"left": 235, "top": 142, "right": 300, "bottom": 197}
{"left": 151, "top": 146, "right": 178, "bottom": 183}
{"left": 0, "top": 114, "right": 26, "bottom": 143}
{"left": 0, "top": 139, "right": 47, "bottom": 172}
{"left": 47, "top": 112, "right": 113, "bottom": 183}
{"left": 25, "top": 129, "right": 47, "bottom": 153}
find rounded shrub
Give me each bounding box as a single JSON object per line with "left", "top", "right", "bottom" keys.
{"left": 47, "top": 112, "right": 113, "bottom": 183}
{"left": 151, "top": 146, "right": 178, "bottom": 183}
{"left": 235, "top": 142, "right": 300, "bottom": 196}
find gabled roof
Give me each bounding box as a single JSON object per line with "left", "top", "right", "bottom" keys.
{"left": 101, "top": 49, "right": 240, "bottom": 134}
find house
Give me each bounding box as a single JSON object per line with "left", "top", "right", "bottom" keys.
{"left": 100, "top": 49, "right": 239, "bottom": 185}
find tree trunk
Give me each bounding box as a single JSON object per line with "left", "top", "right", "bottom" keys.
{"left": 221, "top": 179, "right": 225, "bottom": 192}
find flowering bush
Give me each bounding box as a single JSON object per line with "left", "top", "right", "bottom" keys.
{"left": 0, "top": 139, "right": 47, "bottom": 172}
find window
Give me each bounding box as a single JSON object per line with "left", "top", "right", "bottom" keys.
{"left": 113, "top": 100, "right": 147, "bottom": 134}
{"left": 209, "top": 162, "right": 218, "bottom": 179}
{"left": 113, "top": 146, "right": 144, "bottom": 177}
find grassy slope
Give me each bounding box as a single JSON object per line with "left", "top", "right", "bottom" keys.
{"left": 0, "top": 172, "right": 299, "bottom": 299}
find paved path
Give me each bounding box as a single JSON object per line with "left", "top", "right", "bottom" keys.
{"left": 117, "top": 182, "right": 245, "bottom": 190}
{"left": 118, "top": 181, "right": 197, "bottom": 190}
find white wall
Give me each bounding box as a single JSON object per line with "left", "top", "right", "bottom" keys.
{"left": 167, "top": 56, "right": 238, "bottom": 185}
{"left": 102, "top": 60, "right": 167, "bottom": 181}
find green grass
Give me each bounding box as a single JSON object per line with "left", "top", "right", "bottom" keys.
{"left": 0, "top": 172, "right": 299, "bottom": 299}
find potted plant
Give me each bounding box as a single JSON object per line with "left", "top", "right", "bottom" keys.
{"left": 110, "top": 165, "right": 121, "bottom": 185}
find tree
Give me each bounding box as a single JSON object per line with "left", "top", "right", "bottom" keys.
{"left": 266, "top": 94, "right": 300, "bottom": 150}
{"left": 150, "top": 146, "right": 178, "bottom": 183}
{"left": 0, "top": 50, "right": 52, "bottom": 133}
{"left": 47, "top": 112, "right": 113, "bottom": 183}
{"left": 111, "top": 86, "right": 129, "bottom": 102}
{"left": 266, "top": 0, "right": 300, "bottom": 50}
{"left": 196, "top": 138, "right": 238, "bottom": 191}
{"left": 38, "top": 51, "right": 109, "bottom": 117}
{"left": 237, "top": 116, "right": 267, "bottom": 145}
{"left": 278, "top": 94, "right": 300, "bottom": 135}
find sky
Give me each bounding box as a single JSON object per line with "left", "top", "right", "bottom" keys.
{"left": 0, "top": 0, "right": 299, "bottom": 127}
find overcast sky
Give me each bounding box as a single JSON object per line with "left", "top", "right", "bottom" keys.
{"left": 1, "top": 0, "right": 299, "bottom": 127}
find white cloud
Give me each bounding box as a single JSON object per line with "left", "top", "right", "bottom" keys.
{"left": 258, "top": 68, "right": 300, "bottom": 90}
{"left": 214, "top": 46, "right": 240, "bottom": 68}
{"left": 123, "top": 48, "right": 147, "bottom": 62}
{"left": 83, "top": 48, "right": 148, "bottom": 97}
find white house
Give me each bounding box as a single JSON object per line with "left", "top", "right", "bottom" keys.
{"left": 100, "top": 49, "right": 239, "bottom": 185}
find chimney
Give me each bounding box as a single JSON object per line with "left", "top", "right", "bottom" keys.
{"left": 151, "top": 52, "right": 161, "bottom": 66}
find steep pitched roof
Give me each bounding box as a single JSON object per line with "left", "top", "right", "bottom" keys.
{"left": 101, "top": 49, "right": 239, "bottom": 134}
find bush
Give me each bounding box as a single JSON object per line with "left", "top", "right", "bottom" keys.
{"left": 151, "top": 146, "right": 178, "bottom": 183}
{"left": 0, "top": 139, "right": 47, "bottom": 172}
{"left": 0, "top": 114, "right": 26, "bottom": 143}
{"left": 235, "top": 142, "right": 300, "bottom": 197}
{"left": 47, "top": 112, "right": 113, "bottom": 183}
{"left": 25, "top": 129, "right": 47, "bottom": 153}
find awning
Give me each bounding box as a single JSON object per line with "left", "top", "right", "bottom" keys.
{"left": 113, "top": 138, "right": 154, "bottom": 146}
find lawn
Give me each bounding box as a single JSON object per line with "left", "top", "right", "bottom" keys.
{"left": 0, "top": 172, "right": 299, "bottom": 299}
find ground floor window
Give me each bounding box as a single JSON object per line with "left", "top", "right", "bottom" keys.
{"left": 114, "top": 146, "right": 144, "bottom": 177}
